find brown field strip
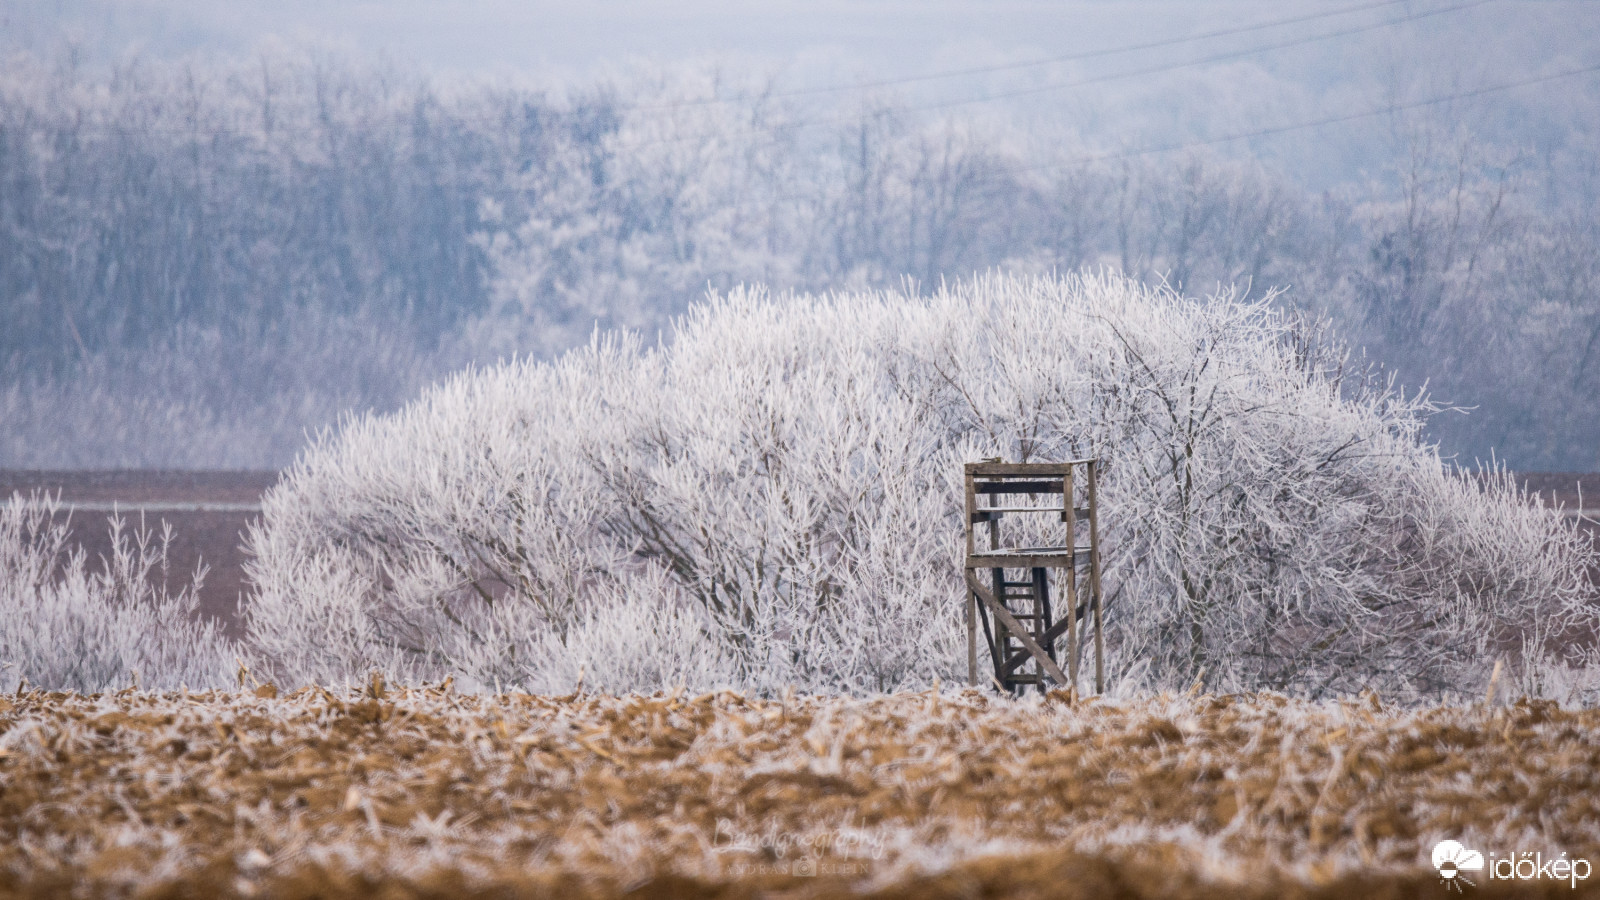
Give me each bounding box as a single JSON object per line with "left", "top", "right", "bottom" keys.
{"left": 3, "top": 686, "right": 1599, "bottom": 899}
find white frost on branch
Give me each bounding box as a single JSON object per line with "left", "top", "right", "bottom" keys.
{"left": 0, "top": 494, "right": 235, "bottom": 691}
{"left": 244, "top": 272, "right": 1600, "bottom": 698}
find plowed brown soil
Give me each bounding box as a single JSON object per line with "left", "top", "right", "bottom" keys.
{"left": 2, "top": 686, "right": 1598, "bottom": 899}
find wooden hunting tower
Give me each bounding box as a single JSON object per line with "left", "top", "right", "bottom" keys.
{"left": 964, "top": 460, "right": 1105, "bottom": 694}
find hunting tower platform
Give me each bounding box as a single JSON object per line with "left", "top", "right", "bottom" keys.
{"left": 964, "top": 460, "right": 1105, "bottom": 694}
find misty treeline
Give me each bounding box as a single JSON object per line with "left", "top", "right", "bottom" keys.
{"left": 2, "top": 51, "right": 1598, "bottom": 469}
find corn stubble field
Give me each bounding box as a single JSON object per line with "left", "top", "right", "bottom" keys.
{"left": 3, "top": 685, "right": 1598, "bottom": 900}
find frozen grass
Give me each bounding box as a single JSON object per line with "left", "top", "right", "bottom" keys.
{"left": 1, "top": 687, "right": 1596, "bottom": 899}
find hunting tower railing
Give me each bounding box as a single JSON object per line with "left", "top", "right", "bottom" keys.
{"left": 964, "top": 460, "right": 1104, "bottom": 694}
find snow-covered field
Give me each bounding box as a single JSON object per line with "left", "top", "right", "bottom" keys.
{"left": 2, "top": 686, "right": 1597, "bottom": 899}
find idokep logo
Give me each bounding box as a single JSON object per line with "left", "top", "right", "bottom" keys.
{"left": 1431, "top": 840, "right": 1593, "bottom": 891}
{"left": 1432, "top": 841, "right": 1484, "bottom": 891}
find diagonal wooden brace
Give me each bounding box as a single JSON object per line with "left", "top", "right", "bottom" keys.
{"left": 1000, "top": 601, "right": 1086, "bottom": 677}
{"left": 964, "top": 569, "right": 1070, "bottom": 688}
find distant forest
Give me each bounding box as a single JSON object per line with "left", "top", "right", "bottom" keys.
{"left": 2, "top": 52, "right": 1597, "bottom": 470}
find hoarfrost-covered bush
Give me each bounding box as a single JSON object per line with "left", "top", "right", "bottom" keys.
{"left": 244, "top": 273, "right": 1600, "bottom": 697}
{"left": 0, "top": 494, "right": 236, "bottom": 691}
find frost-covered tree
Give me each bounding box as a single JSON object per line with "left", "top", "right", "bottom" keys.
{"left": 244, "top": 273, "right": 1599, "bottom": 698}
{"left": 469, "top": 70, "right": 809, "bottom": 360}
{"left": 0, "top": 494, "right": 235, "bottom": 691}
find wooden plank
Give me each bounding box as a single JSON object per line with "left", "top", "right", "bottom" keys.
{"left": 974, "top": 545, "right": 1084, "bottom": 553}
{"left": 967, "top": 550, "right": 1089, "bottom": 569}
{"left": 973, "top": 507, "right": 1078, "bottom": 522}
{"left": 973, "top": 504, "right": 1066, "bottom": 514}
{"left": 970, "top": 506, "right": 1096, "bottom": 524}
{"left": 973, "top": 509, "right": 1090, "bottom": 525}
{"left": 966, "top": 462, "right": 1086, "bottom": 476}
{"left": 973, "top": 481, "right": 1066, "bottom": 495}
{"left": 964, "top": 570, "right": 1070, "bottom": 687}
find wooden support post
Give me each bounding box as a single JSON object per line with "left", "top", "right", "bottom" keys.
{"left": 964, "top": 472, "right": 978, "bottom": 686}
{"left": 986, "top": 482, "right": 1005, "bottom": 687}
{"left": 966, "top": 591, "right": 977, "bottom": 688}
{"left": 1062, "top": 470, "right": 1079, "bottom": 692}
{"left": 1088, "top": 459, "right": 1105, "bottom": 694}
{"left": 1032, "top": 566, "right": 1049, "bottom": 694}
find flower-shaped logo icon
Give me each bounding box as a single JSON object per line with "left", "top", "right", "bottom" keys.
{"left": 1432, "top": 840, "right": 1484, "bottom": 891}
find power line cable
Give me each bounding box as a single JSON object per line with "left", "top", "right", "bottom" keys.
{"left": 741, "top": 61, "right": 1598, "bottom": 209}
{"left": 903, "top": 0, "right": 1492, "bottom": 114}
{"left": 969, "top": 62, "right": 1600, "bottom": 183}
{"left": 603, "top": 0, "right": 1492, "bottom": 154}
{"left": 621, "top": 0, "right": 1415, "bottom": 110}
